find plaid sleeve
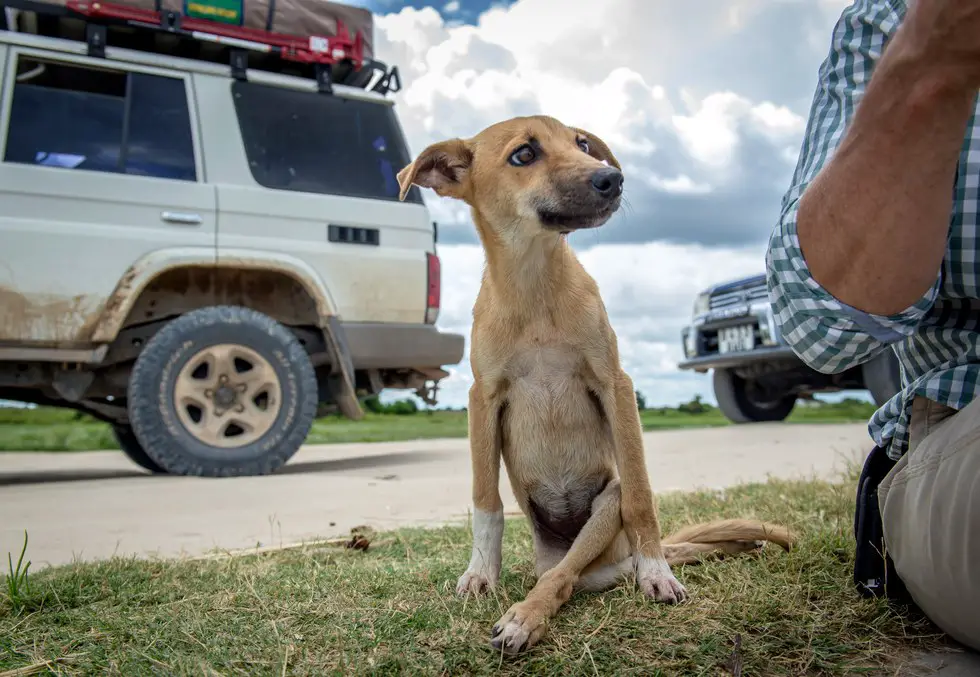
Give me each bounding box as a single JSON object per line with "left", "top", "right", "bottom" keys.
{"left": 766, "top": 0, "right": 940, "bottom": 375}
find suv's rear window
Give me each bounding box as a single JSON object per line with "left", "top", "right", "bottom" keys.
{"left": 232, "top": 81, "right": 423, "bottom": 204}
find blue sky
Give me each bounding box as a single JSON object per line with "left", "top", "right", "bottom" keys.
{"left": 351, "top": 0, "right": 515, "bottom": 24}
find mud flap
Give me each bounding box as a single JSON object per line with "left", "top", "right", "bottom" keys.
{"left": 321, "top": 315, "right": 364, "bottom": 421}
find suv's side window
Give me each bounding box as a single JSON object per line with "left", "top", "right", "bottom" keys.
{"left": 4, "top": 57, "right": 197, "bottom": 181}
{"left": 232, "top": 80, "right": 424, "bottom": 204}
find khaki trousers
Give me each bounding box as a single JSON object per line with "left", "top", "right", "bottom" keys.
{"left": 878, "top": 395, "right": 980, "bottom": 650}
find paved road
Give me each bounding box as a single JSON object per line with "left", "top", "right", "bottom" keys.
{"left": 0, "top": 423, "right": 872, "bottom": 570}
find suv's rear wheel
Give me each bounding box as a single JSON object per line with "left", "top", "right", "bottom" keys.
{"left": 112, "top": 423, "right": 166, "bottom": 474}
{"left": 127, "top": 305, "right": 318, "bottom": 477}
{"left": 713, "top": 368, "right": 796, "bottom": 423}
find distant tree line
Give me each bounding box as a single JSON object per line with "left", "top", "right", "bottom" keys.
{"left": 636, "top": 391, "right": 714, "bottom": 415}
{"left": 362, "top": 395, "right": 419, "bottom": 416}
{"left": 342, "top": 390, "right": 863, "bottom": 418}
{"left": 351, "top": 390, "right": 717, "bottom": 417}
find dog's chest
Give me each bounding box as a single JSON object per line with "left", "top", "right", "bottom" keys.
{"left": 499, "top": 342, "right": 611, "bottom": 463}
{"left": 504, "top": 341, "right": 595, "bottom": 413}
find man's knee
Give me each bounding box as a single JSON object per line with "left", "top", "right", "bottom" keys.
{"left": 880, "top": 404, "right": 980, "bottom": 650}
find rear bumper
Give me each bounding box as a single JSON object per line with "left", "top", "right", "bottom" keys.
{"left": 341, "top": 322, "right": 466, "bottom": 370}
{"left": 677, "top": 345, "right": 800, "bottom": 372}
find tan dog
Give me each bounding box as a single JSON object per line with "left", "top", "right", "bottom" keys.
{"left": 397, "top": 115, "right": 792, "bottom": 655}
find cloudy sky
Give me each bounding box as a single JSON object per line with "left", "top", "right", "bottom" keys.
{"left": 351, "top": 0, "right": 855, "bottom": 409}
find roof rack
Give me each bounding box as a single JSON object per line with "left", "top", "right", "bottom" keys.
{"left": 0, "top": 0, "right": 402, "bottom": 95}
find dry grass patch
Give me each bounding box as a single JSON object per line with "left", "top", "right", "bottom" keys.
{"left": 1, "top": 474, "right": 944, "bottom": 675}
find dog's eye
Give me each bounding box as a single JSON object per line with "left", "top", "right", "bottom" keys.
{"left": 577, "top": 138, "right": 590, "bottom": 154}
{"left": 508, "top": 145, "right": 536, "bottom": 167}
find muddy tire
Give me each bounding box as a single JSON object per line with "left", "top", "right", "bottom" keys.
{"left": 112, "top": 423, "right": 166, "bottom": 474}
{"left": 713, "top": 368, "right": 796, "bottom": 424}
{"left": 127, "top": 305, "right": 318, "bottom": 477}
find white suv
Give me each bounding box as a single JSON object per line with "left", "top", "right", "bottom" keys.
{"left": 0, "top": 3, "right": 464, "bottom": 476}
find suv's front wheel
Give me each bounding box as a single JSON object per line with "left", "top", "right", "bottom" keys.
{"left": 127, "top": 305, "right": 318, "bottom": 477}
{"left": 712, "top": 368, "right": 796, "bottom": 424}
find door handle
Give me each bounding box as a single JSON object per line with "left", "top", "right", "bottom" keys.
{"left": 161, "top": 211, "right": 203, "bottom": 225}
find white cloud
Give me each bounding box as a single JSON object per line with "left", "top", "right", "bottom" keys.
{"left": 645, "top": 174, "right": 713, "bottom": 195}
{"left": 368, "top": 0, "right": 854, "bottom": 409}
{"left": 442, "top": 0, "right": 460, "bottom": 13}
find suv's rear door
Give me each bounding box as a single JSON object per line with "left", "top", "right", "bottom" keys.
{"left": 213, "top": 79, "right": 433, "bottom": 324}
{"left": 0, "top": 47, "right": 216, "bottom": 346}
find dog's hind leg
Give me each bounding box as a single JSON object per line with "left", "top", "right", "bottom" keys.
{"left": 575, "top": 556, "right": 634, "bottom": 593}
{"left": 574, "top": 540, "right": 766, "bottom": 594}
{"left": 489, "top": 480, "right": 624, "bottom": 655}
{"left": 575, "top": 541, "right": 765, "bottom": 593}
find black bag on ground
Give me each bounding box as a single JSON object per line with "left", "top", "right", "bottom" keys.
{"left": 852, "top": 444, "right": 916, "bottom": 606}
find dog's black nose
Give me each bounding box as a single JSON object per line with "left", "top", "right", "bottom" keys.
{"left": 590, "top": 167, "right": 624, "bottom": 198}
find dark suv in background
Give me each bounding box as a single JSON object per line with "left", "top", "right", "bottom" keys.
{"left": 678, "top": 273, "right": 901, "bottom": 424}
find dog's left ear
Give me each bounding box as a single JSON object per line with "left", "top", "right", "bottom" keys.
{"left": 571, "top": 128, "right": 621, "bottom": 171}
{"left": 397, "top": 139, "right": 473, "bottom": 201}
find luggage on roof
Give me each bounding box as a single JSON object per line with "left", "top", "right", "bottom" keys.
{"left": 24, "top": 0, "right": 374, "bottom": 59}
{"left": 1, "top": 0, "right": 400, "bottom": 94}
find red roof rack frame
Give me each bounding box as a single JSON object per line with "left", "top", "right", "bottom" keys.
{"left": 64, "top": 0, "right": 365, "bottom": 68}
{"left": 1, "top": 0, "right": 402, "bottom": 95}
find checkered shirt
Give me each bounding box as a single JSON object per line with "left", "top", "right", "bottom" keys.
{"left": 766, "top": 0, "right": 980, "bottom": 461}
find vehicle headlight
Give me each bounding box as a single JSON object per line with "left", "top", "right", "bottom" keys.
{"left": 683, "top": 329, "right": 697, "bottom": 358}
{"left": 759, "top": 319, "right": 773, "bottom": 345}
{"left": 692, "top": 293, "right": 710, "bottom": 317}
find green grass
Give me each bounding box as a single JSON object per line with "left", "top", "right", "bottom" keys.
{"left": 5, "top": 531, "right": 32, "bottom": 615}
{"left": 0, "top": 399, "right": 878, "bottom": 453}
{"left": 0, "top": 473, "right": 943, "bottom": 675}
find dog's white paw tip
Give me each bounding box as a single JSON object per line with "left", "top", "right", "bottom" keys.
{"left": 644, "top": 577, "right": 687, "bottom": 604}
{"left": 637, "top": 559, "right": 688, "bottom": 604}
{"left": 456, "top": 570, "right": 496, "bottom": 597}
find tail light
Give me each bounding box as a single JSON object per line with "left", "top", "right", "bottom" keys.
{"left": 425, "top": 251, "right": 441, "bottom": 324}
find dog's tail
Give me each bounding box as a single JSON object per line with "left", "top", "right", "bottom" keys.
{"left": 662, "top": 518, "right": 793, "bottom": 551}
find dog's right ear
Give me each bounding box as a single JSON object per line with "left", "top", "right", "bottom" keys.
{"left": 397, "top": 139, "right": 473, "bottom": 202}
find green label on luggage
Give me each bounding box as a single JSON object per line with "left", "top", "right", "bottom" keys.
{"left": 184, "top": 0, "right": 243, "bottom": 26}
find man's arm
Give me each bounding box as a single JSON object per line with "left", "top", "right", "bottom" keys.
{"left": 768, "top": 0, "right": 956, "bottom": 374}
{"left": 795, "top": 0, "right": 974, "bottom": 315}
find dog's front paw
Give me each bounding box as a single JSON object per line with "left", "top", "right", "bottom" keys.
{"left": 489, "top": 601, "right": 548, "bottom": 655}
{"left": 456, "top": 568, "right": 497, "bottom": 597}
{"left": 636, "top": 556, "right": 687, "bottom": 604}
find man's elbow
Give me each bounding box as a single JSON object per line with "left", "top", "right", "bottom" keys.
{"left": 767, "top": 270, "right": 862, "bottom": 376}
{"left": 775, "top": 317, "right": 855, "bottom": 375}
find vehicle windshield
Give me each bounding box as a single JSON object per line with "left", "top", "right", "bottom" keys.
{"left": 232, "top": 80, "right": 423, "bottom": 204}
